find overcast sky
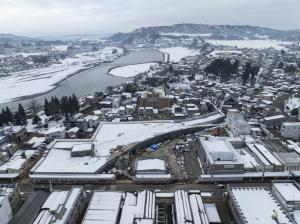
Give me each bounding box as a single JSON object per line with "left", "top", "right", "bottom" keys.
{"left": 0, "top": 0, "right": 299, "bottom": 36}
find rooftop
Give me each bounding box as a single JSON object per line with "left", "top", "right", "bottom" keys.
{"left": 230, "top": 187, "right": 293, "bottom": 224}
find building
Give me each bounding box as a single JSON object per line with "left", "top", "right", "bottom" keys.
{"left": 272, "top": 181, "right": 300, "bottom": 212}
{"left": 32, "top": 187, "right": 85, "bottom": 224}
{"left": 246, "top": 143, "right": 283, "bottom": 172}
{"left": 8, "top": 190, "right": 50, "bottom": 224}
{"left": 228, "top": 186, "right": 294, "bottom": 224}
{"left": 71, "top": 143, "right": 94, "bottom": 157}
{"left": 82, "top": 190, "right": 221, "bottom": 224}
{"left": 0, "top": 184, "right": 21, "bottom": 212}
{"left": 66, "top": 127, "right": 80, "bottom": 139}
{"left": 82, "top": 191, "right": 123, "bottom": 224}
{"left": 272, "top": 181, "right": 300, "bottom": 223}
{"left": 134, "top": 158, "right": 172, "bottom": 183}
{"left": 44, "top": 127, "right": 66, "bottom": 141}
{"left": 198, "top": 137, "right": 244, "bottom": 174}
{"left": 274, "top": 152, "right": 300, "bottom": 171}
{"left": 226, "top": 110, "right": 250, "bottom": 136}
{"left": 10, "top": 126, "right": 27, "bottom": 143}
{"left": 264, "top": 114, "right": 286, "bottom": 128}
{"left": 139, "top": 90, "right": 170, "bottom": 109}
{"left": 0, "top": 196, "right": 12, "bottom": 224}
{"left": 281, "top": 122, "right": 300, "bottom": 140}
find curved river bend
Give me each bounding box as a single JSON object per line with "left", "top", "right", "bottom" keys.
{"left": 1, "top": 49, "right": 163, "bottom": 110}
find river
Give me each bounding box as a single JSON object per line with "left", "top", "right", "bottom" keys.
{"left": 0, "top": 49, "right": 163, "bottom": 110}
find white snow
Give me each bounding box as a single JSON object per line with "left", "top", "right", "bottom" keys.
{"left": 33, "top": 114, "right": 223, "bottom": 175}
{"left": 108, "top": 63, "right": 157, "bottom": 77}
{"left": 285, "top": 95, "right": 300, "bottom": 112}
{"left": 82, "top": 191, "right": 122, "bottom": 224}
{"left": 230, "top": 187, "right": 292, "bottom": 224}
{"left": 0, "top": 47, "right": 123, "bottom": 104}
{"left": 136, "top": 159, "right": 166, "bottom": 172}
{"left": 273, "top": 182, "right": 300, "bottom": 202}
{"left": 159, "top": 47, "right": 199, "bottom": 62}
{"left": 94, "top": 114, "right": 222, "bottom": 157}
{"left": 34, "top": 144, "right": 107, "bottom": 173}
{"left": 206, "top": 39, "right": 292, "bottom": 50}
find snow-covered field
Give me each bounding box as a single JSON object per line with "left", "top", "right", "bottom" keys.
{"left": 159, "top": 47, "right": 199, "bottom": 62}
{"left": 108, "top": 63, "right": 157, "bottom": 77}
{"left": 206, "top": 39, "right": 292, "bottom": 50}
{"left": 0, "top": 47, "right": 123, "bottom": 103}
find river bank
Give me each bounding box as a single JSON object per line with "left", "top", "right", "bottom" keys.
{"left": 0, "top": 49, "right": 163, "bottom": 110}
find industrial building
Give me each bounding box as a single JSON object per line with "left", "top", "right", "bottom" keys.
{"left": 274, "top": 152, "right": 300, "bottom": 171}
{"left": 246, "top": 143, "right": 283, "bottom": 172}
{"left": 228, "top": 186, "right": 294, "bottom": 224}
{"left": 134, "top": 159, "right": 172, "bottom": 183}
{"left": 82, "top": 190, "right": 221, "bottom": 224}
{"left": 272, "top": 181, "right": 300, "bottom": 223}
{"left": 32, "top": 187, "right": 85, "bottom": 224}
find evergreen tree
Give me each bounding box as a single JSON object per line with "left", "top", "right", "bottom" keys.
{"left": 0, "top": 111, "right": 4, "bottom": 126}
{"left": 72, "top": 94, "right": 79, "bottom": 113}
{"left": 242, "top": 63, "right": 251, "bottom": 85}
{"left": 44, "top": 99, "right": 50, "bottom": 116}
{"left": 1, "top": 109, "right": 6, "bottom": 124}
{"left": 32, "top": 115, "right": 41, "bottom": 124}
{"left": 5, "top": 107, "right": 13, "bottom": 123}
{"left": 14, "top": 112, "right": 22, "bottom": 125}
{"left": 68, "top": 96, "right": 73, "bottom": 114}
{"left": 18, "top": 103, "right": 27, "bottom": 123}
{"left": 291, "top": 108, "right": 299, "bottom": 117}
{"left": 60, "top": 96, "right": 69, "bottom": 116}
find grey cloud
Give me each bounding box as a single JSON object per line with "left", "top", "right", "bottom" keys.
{"left": 0, "top": 0, "right": 298, "bottom": 36}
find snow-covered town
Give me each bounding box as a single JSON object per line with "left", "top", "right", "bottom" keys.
{"left": 1, "top": 1, "right": 300, "bottom": 224}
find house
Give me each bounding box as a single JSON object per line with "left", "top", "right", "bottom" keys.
{"left": 66, "top": 127, "right": 80, "bottom": 139}
{"left": 44, "top": 127, "right": 66, "bottom": 141}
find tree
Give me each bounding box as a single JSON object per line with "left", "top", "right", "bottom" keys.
{"left": 278, "top": 62, "right": 284, "bottom": 69}
{"left": 28, "top": 99, "right": 38, "bottom": 116}
{"left": 71, "top": 94, "right": 79, "bottom": 113}
{"left": 242, "top": 62, "right": 251, "bottom": 85}
{"left": 291, "top": 108, "right": 299, "bottom": 117}
{"left": 17, "top": 103, "right": 27, "bottom": 124}
{"left": 0, "top": 111, "right": 4, "bottom": 126}
{"left": 32, "top": 115, "right": 41, "bottom": 124}
{"left": 250, "top": 65, "right": 260, "bottom": 86}
{"left": 1, "top": 109, "right": 6, "bottom": 125}
{"left": 44, "top": 99, "right": 50, "bottom": 116}
{"left": 60, "top": 96, "right": 69, "bottom": 116}
{"left": 14, "top": 112, "right": 22, "bottom": 125}
{"left": 5, "top": 107, "right": 13, "bottom": 123}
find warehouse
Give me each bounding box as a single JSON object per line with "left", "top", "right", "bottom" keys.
{"left": 228, "top": 186, "right": 293, "bottom": 224}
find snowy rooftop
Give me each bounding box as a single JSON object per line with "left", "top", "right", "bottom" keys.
{"left": 200, "top": 137, "right": 236, "bottom": 161}
{"left": 32, "top": 114, "right": 223, "bottom": 175}
{"left": 273, "top": 182, "right": 300, "bottom": 202}
{"left": 230, "top": 187, "right": 293, "bottom": 224}
{"left": 136, "top": 159, "right": 166, "bottom": 172}
{"left": 82, "top": 191, "right": 122, "bottom": 224}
